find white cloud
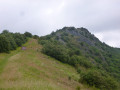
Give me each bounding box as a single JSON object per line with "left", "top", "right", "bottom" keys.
{"left": 0, "top": 0, "right": 120, "bottom": 47}
{"left": 95, "top": 30, "right": 120, "bottom": 47}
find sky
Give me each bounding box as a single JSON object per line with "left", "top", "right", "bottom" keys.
{"left": 0, "top": 0, "right": 120, "bottom": 47}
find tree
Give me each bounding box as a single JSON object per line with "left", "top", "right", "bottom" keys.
{"left": 0, "top": 34, "right": 10, "bottom": 53}
{"left": 42, "top": 42, "right": 69, "bottom": 63}
{"left": 0, "top": 30, "right": 28, "bottom": 53}
{"left": 80, "top": 69, "right": 118, "bottom": 89}
{"left": 2, "top": 30, "right": 9, "bottom": 34}
{"left": 13, "top": 33, "right": 27, "bottom": 46}
{"left": 24, "top": 32, "right": 32, "bottom": 37}
{"left": 2, "top": 32, "right": 17, "bottom": 50}
{"left": 33, "top": 35, "right": 39, "bottom": 39}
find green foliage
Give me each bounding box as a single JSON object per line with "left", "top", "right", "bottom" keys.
{"left": 33, "top": 35, "right": 39, "bottom": 39}
{"left": 42, "top": 42, "right": 69, "bottom": 63}
{"left": 2, "top": 30, "right": 9, "bottom": 34}
{"left": 38, "top": 27, "right": 120, "bottom": 89}
{"left": 80, "top": 69, "right": 118, "bottom": 90}
{"left": 77, "top": 68, "right": 81, "bottom": 74}
{"left": 39, "top": 39, "right": 93, "bottom": 68}
{"left": 2, "top": 30, "right": 17, "bottom": 50}
{"left": 68, "top": 76, "right": 71, "bottom": 80}
{"left": 70, "top": 55, "right": 93, "bottom": 68}
{"left": 51, "top": 31, "right": 55, "bottom": 35}
{"left": 76, "top": 86, "right": 81, "bottom": 90}
{"left": 24, "top": 32, "right": 32, "bottom": 37}
{"left": 13, "top": 33, "right": 27, "bottom": 47}
{"left": 0, "top": 34, "right": 10, "bottom": 53}
{"left": 0, "top": 30, "right": 28, "bottom": 53}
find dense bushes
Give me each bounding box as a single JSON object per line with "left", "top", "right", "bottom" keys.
{"left": 0, "top": 30, "right": 31, "bottom": 53}
{"left": 24, "top": 32, "right": 32, "bottom": 37}
{"left": 39, "top": 39, "right": 93, "bottom": 68}
{"left": 80, "top": 69, "right": 118, "bottom": 90}
{"left": 69, "top": 55, "right": 93, "bottom": 68}
{"left": 33, "top": 35, "right": 39, "bottom": 39}
{"left": 0, "top": 34, "right": 10, "bottom": 53}
{"left": 42, "top": 41, "right": 69, "bottom": 63}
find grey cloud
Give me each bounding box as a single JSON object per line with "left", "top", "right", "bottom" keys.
{"left": 0, "top": 0, "right": 120, "bottom": 47}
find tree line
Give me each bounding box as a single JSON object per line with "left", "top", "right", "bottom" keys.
{"left": 0, "top": 30, "right": 33, "bottom": 53}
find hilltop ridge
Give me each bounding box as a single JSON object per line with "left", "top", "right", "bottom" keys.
{"left": 39, "top": 27, "right": 120, "bottom": 89}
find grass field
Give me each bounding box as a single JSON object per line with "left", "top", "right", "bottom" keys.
{"left": 0, "top": 39, "right": 96, "bottom": 90}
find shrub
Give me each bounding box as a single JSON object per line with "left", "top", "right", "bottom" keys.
{"left": 24, "top": 32, "right": 32, "bottom": 37}
{"left": 68, "top": 76, "right": 71, "bottom": 81}
{"left": 0, "top": 34, "right": 10, "bottom": 53}
{"left": 33, "top": 35, "right": 39, "bottom": 39}
{"left": 80, "top": 69, "right": 118, "bottom": 90}
{"left": 77, "top": 68, "right": 81, "bottom": 73}
{"left": 76, "top": 86, "right": 81, "bottom": 90}
{"left": 0, "top": 30, "right": 28, "bottom": 53}
{"left": 42, "top": 42, "right": 69, "bottom": 63}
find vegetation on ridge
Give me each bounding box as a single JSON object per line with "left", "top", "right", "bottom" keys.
{"left": 39, "top": 27, "right": 120, "bottom": 90}
{"left": 0, "top": 30, "right": 29, "bottom": 53}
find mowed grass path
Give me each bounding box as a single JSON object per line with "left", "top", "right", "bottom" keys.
{"left": 0, "top": 39, "right": 92, "bottom": 90}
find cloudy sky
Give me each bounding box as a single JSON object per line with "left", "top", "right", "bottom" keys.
{"left": 0, "top": 0, "right": 120, "bottom": 47}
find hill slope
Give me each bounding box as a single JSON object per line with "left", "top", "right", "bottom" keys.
{"left": 0, "top": 39, "right": 94, "bottom": 90}
{"left": 39, "top": 27, "right": 120, "bottom": 89}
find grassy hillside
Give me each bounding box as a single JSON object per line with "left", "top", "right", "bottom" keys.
{"left": 39, "top": 27, "right": 120, "bottom": 90}
{"left": 0, "top": 39, "right": 95, "bottom": 90}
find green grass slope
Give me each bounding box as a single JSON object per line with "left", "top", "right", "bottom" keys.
{"left": 0, "top": 39, "right": 95, "bottom": 90}
{"left": 39, "top": 27, "right": 120, "bottom": 89}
